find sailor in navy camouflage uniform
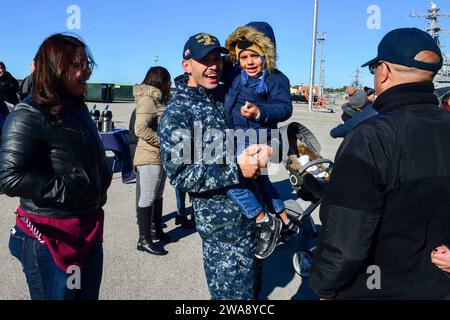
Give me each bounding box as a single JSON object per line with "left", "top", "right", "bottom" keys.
{"left": 158, "top": 33, "right": 263, "bottom": 299}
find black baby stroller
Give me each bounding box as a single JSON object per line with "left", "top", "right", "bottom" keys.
{"left": 278, "top": 122, "right": 334, "bottom": 278}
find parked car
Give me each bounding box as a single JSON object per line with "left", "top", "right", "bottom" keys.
{"left": 291, "top": 94, "right": 317, "bottom": 103}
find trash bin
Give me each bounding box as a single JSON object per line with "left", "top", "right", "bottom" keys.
{"left": 112, "top": 85, "right": 134, "bottom": 102}
{"left": 86, "top": 83, "right": 103, "bottom": 102}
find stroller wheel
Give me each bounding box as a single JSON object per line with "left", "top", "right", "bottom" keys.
{"left": 293, "top": 250, "right": 313, "bottom": 278}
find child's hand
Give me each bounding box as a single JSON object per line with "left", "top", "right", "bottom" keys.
{"left": 240, "top": 102, "right": 260, "bottom": 120}
{"left": 431, "top": 245, "right": 450, "bottom": 273}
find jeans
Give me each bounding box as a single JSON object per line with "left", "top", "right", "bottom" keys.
{"left": 227, "top": 175, "right": 285, "bottom": 219}
{"left": 8, "top": 226, "right": 103, "bottom": 300}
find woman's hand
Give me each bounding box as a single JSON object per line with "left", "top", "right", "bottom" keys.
{"left": 431, "top": 245, "right": 450, "bottom": 273}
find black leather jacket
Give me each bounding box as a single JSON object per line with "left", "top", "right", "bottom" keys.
{"left": 0, "top": 98, "right": 112, "bottom": 218}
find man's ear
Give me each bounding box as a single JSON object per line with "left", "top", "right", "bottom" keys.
{"left": 379, "top": 63, "right": 390, "bottom": 84}
{"left": 182, "top": 60, "right": 191, "bottom": 74}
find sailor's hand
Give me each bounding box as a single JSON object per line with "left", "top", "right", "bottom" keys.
{"left": 256, "top": 144, "right": 273, "bottom": 168}
{"left": 237, "top": 144, "right": 261, "bottom": 178}
{"left": 241, "top": 102, "right": 260, "bottom": 120}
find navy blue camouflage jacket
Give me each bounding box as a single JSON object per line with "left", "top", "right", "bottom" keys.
{"left": 158, "top": 75, "right": 241, "bottom": 196}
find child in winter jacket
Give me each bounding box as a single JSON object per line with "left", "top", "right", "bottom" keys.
{"left": 224, "top": 22, "right": 294, "bottom": 259}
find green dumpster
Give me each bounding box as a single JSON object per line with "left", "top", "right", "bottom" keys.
{"left": 86, "top": 83, "right": 103, "bottom": 102}
{"left": 112, "top": 85, "right": 134, "bottom": 102}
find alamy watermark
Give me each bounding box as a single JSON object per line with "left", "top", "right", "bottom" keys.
{"left": 168, "top": 125, "right": 290, "bottom": 175}
{"left": 366, "top": 265, "right": 381, "bottom": 290}
{"left": 367, "top": 5, "right": 381, "bottom": 30}
{"left": 66, "top": 265, "right": 81, "bottom": 290}
{"left": 66, "top": 5, "right": 81, "bottom": 30}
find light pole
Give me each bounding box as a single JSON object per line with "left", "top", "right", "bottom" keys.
{"left": 153, "top": 56, "right": 159, "bottom": 66}
{"left": 308, "top": 0, "right": 319, "bottom": 112}
{"left": 317, "top": 32, "right": 326, "bottom": 98}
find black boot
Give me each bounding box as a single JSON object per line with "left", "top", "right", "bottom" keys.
{"left": 136, "top": 207, "right": 168, "bottom": 255}
{"left": 152, "top": 198, "right": 178, "bottom": 243}
{"left": 137, "top": 237, "right": 168, "bottom": 255}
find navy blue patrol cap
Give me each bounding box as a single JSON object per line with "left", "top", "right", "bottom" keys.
{"left": 362, "top": 27, "right": 443, "bottom": 72}
{"left": 183, "top": 33, "right": 229, "bottom": 60}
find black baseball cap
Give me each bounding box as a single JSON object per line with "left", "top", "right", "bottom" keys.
{"left": 183, "top": 33, "right": 229, "bottom": 60}
{"left": 362, "top": 27, "right": 443, "bottom": 72}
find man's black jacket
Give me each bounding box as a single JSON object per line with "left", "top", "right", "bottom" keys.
{"left": 309, "top": 82, "right": 450, "bottom": 299}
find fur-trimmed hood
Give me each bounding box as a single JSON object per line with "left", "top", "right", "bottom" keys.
{"left": 225, "top": 21, "right": 277, "bottom": 73}
{"left": 133, "top": 84, "right": 162, "bottom": 101}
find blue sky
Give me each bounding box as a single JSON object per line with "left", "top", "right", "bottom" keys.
{"left": 1, "top": 0, "right": 449, "bottom": 88}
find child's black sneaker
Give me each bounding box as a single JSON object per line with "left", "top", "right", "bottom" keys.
{"left": 255, "top": 214, "right": 282, "bottom": 260}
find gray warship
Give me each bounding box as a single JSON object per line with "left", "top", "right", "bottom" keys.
{"left": 412, "top": 1, "right": 450, "bottom": 89}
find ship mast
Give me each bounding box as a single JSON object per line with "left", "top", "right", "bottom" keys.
{"left": 352, "top": 66, "right": 361, "bottom": 88}
{"left": 411, "top": 1, "right": 449, "bottom": 46}
{"left": 411, "top": 1, "right": 450, "bottom": 88}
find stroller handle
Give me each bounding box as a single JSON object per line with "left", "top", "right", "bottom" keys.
{"left": 297, "top": 159, "right": 333, "bottom": 176}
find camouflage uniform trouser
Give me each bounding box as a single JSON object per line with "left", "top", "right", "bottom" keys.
{"left": 193, "top": 193, "right": 261, "bottom": 300}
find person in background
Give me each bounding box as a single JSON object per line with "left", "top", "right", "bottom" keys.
{"left": 133, "top": 66, "right": 175, "bottom": 256}
{"left": 0, "top": 62, "right": 19, "bottom": 105}
{"left": 19, "top": 60, "right": 35, "bottom": 101}
{"left": 364, "top": 86, "right": 377, "bottom": 103}
{"left": 0, "top": 114, "right": 3, "bottom": 133}
{"left": 340, "top": 88, "right": 368, "bottom": 122}
{"left": 441, "top": 93, "right": 450, "bottom": 111}
{"left": 0, "top": 96, "right": 8, "bottom": 126}
{"left": 175, "top": 189, "right": 195, "bottom": 229}
{"left": 330, "top": 87, "right": 377, "bottom": 138}
{"left": 0, "top": 33, "right": 112, "bottom": 300}
{"left": 128, "top": 108, "right": 138, "bottom": 162}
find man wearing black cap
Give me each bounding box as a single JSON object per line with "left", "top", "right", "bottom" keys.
{"left": 159, "top": 33, "right": 263, "bottom": 299}
{"left": 309, "top": 27, "right": 450, "bottom": 299}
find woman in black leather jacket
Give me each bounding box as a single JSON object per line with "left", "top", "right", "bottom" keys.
{"left": 0, "top": 34, "right": 112, "bottom": 300}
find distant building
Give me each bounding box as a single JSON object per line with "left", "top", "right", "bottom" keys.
{"left": 291, "top": 84, "right": 319, "bottom": 96}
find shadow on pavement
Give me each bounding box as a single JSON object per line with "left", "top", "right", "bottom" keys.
{"left": 162, "top": 208, "right": 197, "bottom": 241}
{"left": 258, "top": 214, "right": 321, "bottom": 300}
